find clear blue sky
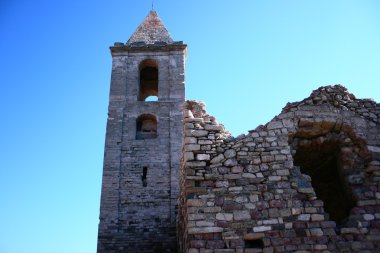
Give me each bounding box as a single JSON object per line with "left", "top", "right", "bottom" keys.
{"left": 0, "top": 1, "right": 379, "bottom": 252}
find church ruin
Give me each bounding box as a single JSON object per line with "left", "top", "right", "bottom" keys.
{"left": 97, "top": 10, "right": 380, "bottom": 253}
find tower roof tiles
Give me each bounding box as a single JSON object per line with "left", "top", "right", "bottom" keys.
{"left": 127, "top": 10, "right": 173, "bottom": 45}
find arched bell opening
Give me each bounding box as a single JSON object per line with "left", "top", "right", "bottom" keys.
{"left": 139, "top": 59, "right": 158, "bottom": 101}
{"left": 136, "top": 114, "right": 158, "bottom": 140}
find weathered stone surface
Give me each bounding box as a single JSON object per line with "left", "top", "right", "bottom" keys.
{"left": 244, "top": 233, "right": 264, "bottom": 240}
{"left": 267, "top": 121, "right": 284, "bottom": 130}
{"left": 188, "top": 88, "right": 380, "bottom": 252}
{"left": 205, "top": 124, "right": 224, "bottom": 131}
{"left": 363, "top": 214, "right": 375, "bottom": 221}
{"left": 100, "top": 10, "right": 380, "bottom": 253}
{"left": 188, "top": 227, "right": 223, "bottom": 234}
{"left": 224, "top": 149, "right": 236, "bottom": 158}
{"left": 211, "top": 154, "right": 225, "bottom": 164}
{"left": 126, "top": 10, "right": 174, "bottom": 45}
{"left": 98, "top": 10, "right": 186, "bottom": 253}
{"left": 253, "top": 226, "right": 272, "bottom": 232}
{"left": 298, "top": 214, "right": 310, "bottom": 221}
{"left": 216, "top": 213, "right": 233, "bottom": 221}
{"left": 186, "top": 144, "right": 201, "bottom": 151}
{"left": 233, "top": 210, "right": 251, "bottom": 220}
{"left": 311, "top": 214, "right": 324, "bottom": 221}
{"left": 191, "top": 130, "right": 209, "bottom": 137}
{"left": 310, "top": 228, "right": 324, "bottom": 236}
{"left": 196, "top": 154, "right": 211, "bottom": 161}
{"left": 224, "top": 159, "right": 238, "bottom": 167}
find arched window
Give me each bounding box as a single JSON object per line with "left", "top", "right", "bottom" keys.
{"left": 139, "top": 60, "right": 158, "bottom": 101}
{"left": 136, "top": 114, "right": 157, "bottom": 140}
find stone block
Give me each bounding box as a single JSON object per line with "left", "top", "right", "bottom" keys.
{"left": 224, "top": 174, "right": 242, "bottom": 180}
{"left": 224, "top": 158, "right": 238, "bottom": 167}
{"left": 363, "top": 214, "right": 375, "bottom": 221}
{"left": 216, "top": 180, "right": 229, "bottom": 188}
{"left": 267, "top": 121, "right": 283, "bottom": 129}
{"left": 249, "top": 194, "right": 259, "bottom": 202}
{"left": 309, "top": 228, "right": 323, "bottom": 236}
{"left": 185, "top": 137, "right": 198, "bottom": 143}
{"left": 188, "top": 226, "right": 223, "bottom": 234}
{"left": 276, "top": 169, "right": 289, "bottom": 176}
{"left": 185, "top": 151, "right": 195, "bottom": 161}
{"left": 216, "top": 213, "right": 233, "bottom": 221}
{"left": 186, "top": 144, "right": 201, "bottom": 151}
{"left": 311, "top": 214, "right": 324, "bottom": 221}
{"left": 261, "top": 155, "right": 274, "bottom": 163}
{"left": 268, "top": 176, "right": 281, "bottom": 181}
{"left": 341, "top": 227, "right": 359, "bottom": 234}
{"left": 263, "top": 218, "right": 278, "bottom": 225}
{"left": 242, "top": 173, "right": 256, "bottom": 179}
{"left": 298, "top": 214, "right": 310, "bottom": 221}
{"left": 231, "top": 165, "right": 243, "bottom": 173}
{"left": 187, "top": 161, "right": 207, "bottom": 167}
{"left": 196, "top": 221, "right": 215, "bottom": 227}
{"left": 188, "top": 199, "right": 206, "bottom": 207}
{"left": 244, "top": 233, "right": 264, "bottom": 240}
{"left": 224, "top": 149, "right": 236, "bottom": 158}
{"left": 211, "top": 154, "right": 225, "bottom": 164}
{"left": 229, "top": 186, "right": 243, "bottom": 192}
{"left": 205, "top": 124, "right": 224, "bottom": 131}
{"left": 233, "top": 210, "right": 251, "bottom": 220}
{"left": 191, "top": 130, "right": 209, "bottom": 137}
{"left": 253, "top": 226, "right": 272, "bottom": 232}
{"left": 196, "top": 154, "right": 211, "bottom": 161}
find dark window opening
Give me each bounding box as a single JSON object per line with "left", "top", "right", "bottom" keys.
{"left": 136, "top": 114, "right": 157, "bottom": 140}
{"left": 292, "top": 137, "right": 355, "bottom": 225}
{"left": 245, "top": 239, "right": 264, "bottom": 249}
{"left": 142, "top": 167, "right": 148, "bottom": 187}
{"left": 139, "top": 60, "right": 158, "bottom": 101}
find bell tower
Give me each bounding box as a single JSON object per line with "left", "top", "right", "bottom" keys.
{"left": 97, "top": 10, "right": 186, "bottom": 252}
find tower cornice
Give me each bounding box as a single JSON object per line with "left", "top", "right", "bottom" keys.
{"left": 110, "top": 43, "right": 187, "bottom": 55}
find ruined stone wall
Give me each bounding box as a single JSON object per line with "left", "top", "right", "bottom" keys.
{"left": 179, "top": 85, "right": 380, "bottom": 253}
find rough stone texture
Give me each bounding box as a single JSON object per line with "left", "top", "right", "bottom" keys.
{"left": 127, "top": 10, "right": 174, "bottom": 45}
{"left": 179, "top": 86, "right": 380, "bottom": 253}
{"left": 97, "top": 11, "right": 187, "bottom": 253}
{"left": 98, "top": 10, "right": 380, "bottom": 253}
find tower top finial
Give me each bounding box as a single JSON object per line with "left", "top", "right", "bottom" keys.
{"left": 126, "top": 9, "right": 173, "bottom": 45}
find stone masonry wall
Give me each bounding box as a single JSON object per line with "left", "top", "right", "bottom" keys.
{"left": 97, "top": 45, "right": 186, "bottom": 253}
{"left": 179, "top": 85, "right": 380, "bottom": 253}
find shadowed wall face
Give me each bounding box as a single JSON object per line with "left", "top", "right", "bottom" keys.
{"left": 292, "top": 135, "right": 356, "bottom": 225}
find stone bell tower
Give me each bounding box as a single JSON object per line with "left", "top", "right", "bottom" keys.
{"left": 97, "top": 10, "right": 186, "bottom": 253}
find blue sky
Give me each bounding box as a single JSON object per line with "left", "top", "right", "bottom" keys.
{"left": 0, "top": 1, "right": 379, "bottom": 252}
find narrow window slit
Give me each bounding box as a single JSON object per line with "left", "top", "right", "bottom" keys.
{"left": 142, "top": 167, "right": 148, "bottom": 187}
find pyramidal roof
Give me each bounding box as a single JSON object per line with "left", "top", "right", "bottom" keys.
{"left": 127, "top": 10, "right": 174, "bottom": 45}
